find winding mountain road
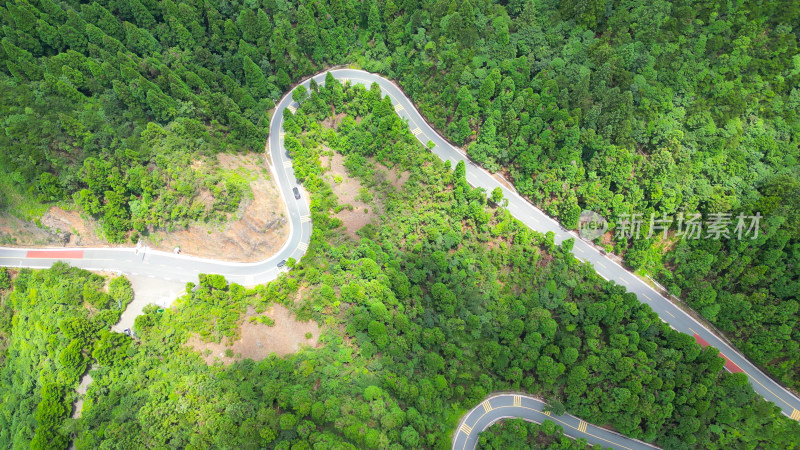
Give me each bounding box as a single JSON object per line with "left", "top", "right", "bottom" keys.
{"left": 1, "top": 70, "right": 799, "bottom": 448}
{"left": 454, "top": 393, "right": 658, "bottom": 450}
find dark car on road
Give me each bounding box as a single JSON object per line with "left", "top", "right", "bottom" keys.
{"left": 277, "top": 260, "right": 286, "bottom": 268}
{"left": 293, "top": 187, "right": 301, "bottom": 199}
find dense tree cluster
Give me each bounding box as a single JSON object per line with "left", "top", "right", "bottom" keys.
{"left": 67, "top": 81, "right": 800, "bottom": 449}
{"left": 1, "top": 0, "right": 797, "bottom": 386}
{"left": 1, "top": 0, "right": 267, "bottom": 241}
{"left": 1, "top": 0, "right": 799, "bottom": 430}
{"left": 0, "top": 263, "right": 133, "bottom": 447}
{"left": 1, "top": 0, "right": 798, "bottom": 384}
{"left": 478, "top": 418, "right": 590, "bottom": 450}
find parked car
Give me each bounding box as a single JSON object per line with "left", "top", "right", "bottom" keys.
{"left": 277, "top": 260, "right": 287, "bottom": 268}
{"left": 293, "top": 187, "right": 301, "bottom": 199}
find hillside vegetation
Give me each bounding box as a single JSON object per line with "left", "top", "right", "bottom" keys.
{"left": 0, "top": 265, "right": 132, "bottom": 448}
{"left": 68, "top": 78, "right": 800, "bottom": 449}
{"left": 0, "top": 0, "right": 798, "bottom": 400}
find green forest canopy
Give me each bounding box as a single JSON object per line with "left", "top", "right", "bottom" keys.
{"left": 0, "top": 264, "right": 133, "bottom": 448}
{"left": 0, "top": 0, "right": 798, "bottom": 423}
{"left": 4, "top": 77, "right": 798, "bottom": 449}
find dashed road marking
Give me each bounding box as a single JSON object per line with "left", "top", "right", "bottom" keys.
{"left": 297, "top": 242, "right": 309, "bottom": 252}
{"left": 791, "top": 409, "right": 800, "bottom": 421}
{"left": 411, "top": 126, "right": 422, "bottom": 135}
{"left": 459, "top": 423, "right": 472, "bottom": 436}
{"left": 574, "top": 246, "right": 584, "bottom": 253}
{"left": 543, "top": 410, "right": 551, "bottom": 416}
{"left": 287, "top": 105, "right": 296, "bottom": 113}
{"left": 283, "top": 160, "right": 293, "bottom": 167}
{"left": 300, "top": 215, "right": 311, "bottom": 223}
{"left": 665, "top": 310, "right": 676, "bottom": 318}
{"left": 578, "top": 420, "right": 588, "bottom": 433}
{"left": 513, "top": 395, "right": 521, "bottom": 407}
{"left": 394, "top": 103, "right": 404, "bottom": 112}
{"left": 596, "top": 261, "right": 607, "bottom": 269}
{"left": 482, "top": 400, "right": 492, "bottom": 413}
{"left": 620, "top": 278, "right": 629, "bottom": 285}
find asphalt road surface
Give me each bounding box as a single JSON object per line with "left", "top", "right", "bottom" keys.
{"left": 453, "top": 393, "right": 659, "bottom": 450}
{"left": 2, "top": 70, "right": 799, "bottom": 445}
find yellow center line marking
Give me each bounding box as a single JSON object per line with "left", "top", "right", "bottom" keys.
{"left": 459, "top": 423, "right": 472, "bottom": 436}
{"left": 482, "top": 400, "right": 492, "bottom": 413}
{"left": 747, "top": 371, "right": 795, "bottom": 409}
{"left": 463, "top": 403, "right": 639, "bottom": 450}
{"left": 665, "top": 310, "right": 675, "bottom": 318}
{"left": 513, "top": 395, "right": 521, "bottom": 407}
{"left": 620, "top": 278, "right": 629, "bottom": 285}
{"left": 642, "top": 292, "right": 654, "bottom": 301}
{"left": 543, "top": 410, "right": 551, "bottom": 416}
{"left": 595, "top": 261, "right": 607, "bottom": 269}
{"left": 394, "top": 103, "right": 404, "bottom": 112}
{"left": 578, "top": 420, "right": 588, "bottom": 433}
{"left": 790, "top": 409, "right": 800, "bottom": 421}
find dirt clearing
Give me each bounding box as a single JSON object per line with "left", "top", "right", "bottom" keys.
{"left": 374, "top": 160, "right": 410, "bottom": 190}
{"left": 320, "top": 150, "right": 380, "bottom": 238}
{"left": 187, "top": 304, "right": 320, "bottom": 365}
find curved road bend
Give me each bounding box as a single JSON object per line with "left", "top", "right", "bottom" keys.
{"left": 454, "top": 393, "right": 659, "bottom": 450}
{"left": 2, "top": 70, "right": 799, "bottom": 428}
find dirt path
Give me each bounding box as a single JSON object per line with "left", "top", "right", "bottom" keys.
{"left": 71, "top": 368, "right": 94, "bottom": 419}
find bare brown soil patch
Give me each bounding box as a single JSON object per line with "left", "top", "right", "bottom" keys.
{"left": 321, "top": 113, "right": 347, "bottom": 129}
{"left": 187, "top": 304, "right": 320, "bottom": 365}
{"left": 493, "top": 172, "right": 515, "bottom": 192}
{"left": 0, "top": 207, "right": 107, "bottom": 247}
{"left": 374, "top": 160, "right": 410, "bottom": 190}
{"left": 0, "top": 153, "right": 288, "bottom": 262}
{"left": 143, "top": 153, "right": 287, "bottom": 261}
{"left": 320, "top": 150, "right": 379, "bottom": 238}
